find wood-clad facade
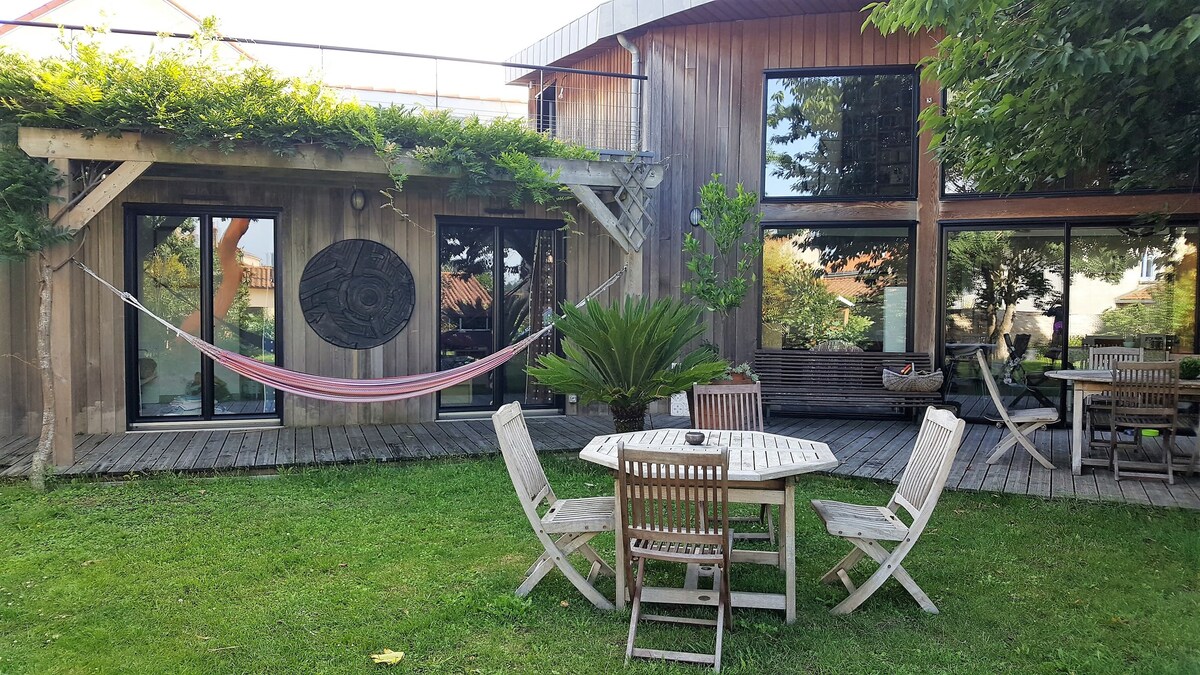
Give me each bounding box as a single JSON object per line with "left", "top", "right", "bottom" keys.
{"left": 0, "top": 169, "right": 625, "bottom": 439}
{"left": 515, "top": 3, "right": 1200, "bottom": 367}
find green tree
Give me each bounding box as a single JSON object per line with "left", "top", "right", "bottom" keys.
{"left": 867, "top": 0, "right": 1200, "bottom": 193}
{"left": 682, "top": 175, "right": 764, "bottom": 317}
{"left": 761, "top": 238, "right": 873, "bottom": 349}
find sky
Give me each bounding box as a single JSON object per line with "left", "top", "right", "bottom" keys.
{"left": 2, "top": 0, "right": 602, "bottom": 99}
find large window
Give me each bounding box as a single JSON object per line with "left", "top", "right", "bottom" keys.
{"left": 941, "top": 222, "right": 1200, "bottom": 420}
{"left": 127, "top": 207, "right": 279, "bottom": 422}
{"left": 761, "top": 225, "right": 911, "bottom": 351}
{"left": 763, "top": 68, "right": 917, "bottom": 200}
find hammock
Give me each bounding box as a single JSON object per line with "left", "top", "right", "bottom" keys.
{"left": 74, "top": 259, "right": 624, "bottom": 403}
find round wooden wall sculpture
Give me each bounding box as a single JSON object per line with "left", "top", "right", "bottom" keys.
{"left": 299, "top": 239, "right": 415, "bottom": 350}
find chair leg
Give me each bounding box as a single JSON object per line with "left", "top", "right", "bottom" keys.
{"left": 527, "top": 532, "right": 615, "bottom": 611}
{"left": 829, "top": 540, "right": 901, "bottom": 616}
{"left": 859, "top": 540, "right": 938, "bottom": 614}
{"left": 625, "top": 557, "right": 646, "bottom": 666}
{"left": 1011, "top": 424, "right": 1055, "bottom": 469}
{"left": 819, "top": 546, "right": 866, "bottom": 585}
{"left": 713, "top": 567, "right": 727, "bottom": 673}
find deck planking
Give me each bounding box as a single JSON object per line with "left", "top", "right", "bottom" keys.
{"left": 2, "top": 413, "right": 1197, "bottom": 510}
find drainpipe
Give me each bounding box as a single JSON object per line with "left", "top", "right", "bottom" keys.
{"left": 616, "top": 33, "right": 642, "bottom": 153}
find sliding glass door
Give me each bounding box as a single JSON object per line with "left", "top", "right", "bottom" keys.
{"left": 127, "top": 207, "right": 280, "bottom": 423}
{"left": 941, "top": 220, "right": 1200, "bottom": 422}
{"left": 437, "top": 218, "right": 563, "bottom": 413}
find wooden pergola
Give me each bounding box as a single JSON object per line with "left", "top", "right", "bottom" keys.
{"left": 18, "top": 127, "right": 665, "bottom": 465}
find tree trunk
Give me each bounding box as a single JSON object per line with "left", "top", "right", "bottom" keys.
{"left": 610, "top": 403, "right": 648, "bottom": 433}
{"left": 992, "top": 304, "right": 1018, "bottom": 361}
{"left": 30, "top": 260, "right": 55, "bottom": 492}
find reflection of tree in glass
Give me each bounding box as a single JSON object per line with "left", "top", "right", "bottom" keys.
{"left": 761, "top": 236, "right": 873, "bottom": 349}
{"left": 946, "top": 229, "right": 1179, "bottom": 357}
{"left": 765, "top": 76, "right": 846, "bottom": 196}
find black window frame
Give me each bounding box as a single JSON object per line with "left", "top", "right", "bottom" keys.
{"left": 757, "top": 220, "right": 918, "bottom": 352}
{"left": 123, "top": 202, "right": 283, "bottom": 426}
{"left": 761, "top": 65, "right": 921, "bottom": 204}
{"left": 435, "top": 215, "right": 567, "bottom": 414}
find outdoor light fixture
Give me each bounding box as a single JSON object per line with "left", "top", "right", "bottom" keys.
{"left": 350, "top": 188, "right": 367, "bottom": 212}
{"left": 688, "top": 207, "right": 703, "bottom": 227}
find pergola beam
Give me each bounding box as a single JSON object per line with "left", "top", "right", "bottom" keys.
{"left": 59, "top": 160, "right": 153, "bottom": 232}
{"left": 17, "top": 127, "right": 664, "bottom": 190}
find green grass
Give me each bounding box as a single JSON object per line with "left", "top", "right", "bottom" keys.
{"left": 1, "top": 456, "right": 1197, "bottom": 674}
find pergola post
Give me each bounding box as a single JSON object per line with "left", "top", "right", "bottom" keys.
{"left": 46, "top": 158, "right": 75, "bottom": 467}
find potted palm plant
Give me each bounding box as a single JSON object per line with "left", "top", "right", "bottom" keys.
{"left": 527, "top": 296, "right": 727, "bottom": 432}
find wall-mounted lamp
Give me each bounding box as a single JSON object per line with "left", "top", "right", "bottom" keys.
{"left": 688, "top": 207, "right": 703, "bottom": 227}
{"left": 350, "top": 188, "right": 367, "bottom": 212}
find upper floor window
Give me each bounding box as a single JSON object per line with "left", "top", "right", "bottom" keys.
{"left": 763, "top": 68, "right": 917, "bottom": 200}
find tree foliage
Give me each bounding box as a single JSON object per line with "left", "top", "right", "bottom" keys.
{"left": 761, "top": 237, "right": 873, "bottom": 349}
{"left": 0, "top": 124, "right": 67, "bottom": 260}
{"left": 867, "top": 0, "right": 1200, "bottom": 193}
{"left": 0, "top": 32, "right": 596, "bottom": 229}
{"left": 681, "top": 174, "right": 764, "bottom": 315}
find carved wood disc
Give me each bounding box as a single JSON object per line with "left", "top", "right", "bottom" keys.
{"left": 299, "top": 239, "right": 415, "bottom": 349}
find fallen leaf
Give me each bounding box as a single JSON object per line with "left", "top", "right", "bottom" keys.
{"left": 371, "top": 649, "right": 405, "bottom": 666}
{"left": 560, "top": 600, "right": 570, "bottom": 608}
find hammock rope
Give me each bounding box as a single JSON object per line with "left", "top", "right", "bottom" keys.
{"left": 73, "top": 259, "right": 625, "bottom": 403}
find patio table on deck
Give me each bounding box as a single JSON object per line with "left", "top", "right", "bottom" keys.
{"left": 579, "top": 429, "right": 838, "bottom": 624}
{"left": 1044, "top": 369, "right": 1200, "bottom": 475}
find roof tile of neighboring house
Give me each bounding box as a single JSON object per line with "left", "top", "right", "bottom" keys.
{"left": 244, "top": 265, "right": 274, "bottom": 290}
{"left": 1115, "top": 283, "right": 1157, "bottom": 304}
{"left": 441, "top": 272, "right": 491, "bottom": 312}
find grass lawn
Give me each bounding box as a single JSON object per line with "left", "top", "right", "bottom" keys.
{"left": 1, "top": 455, "right": 1198, "bottom": 674}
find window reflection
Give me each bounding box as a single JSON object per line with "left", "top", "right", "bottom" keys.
{"left": 761, "top": 226, "right": 910, "bottom": 351}
{"left": 764, "top": 71, "right": 916, "bottom": 199}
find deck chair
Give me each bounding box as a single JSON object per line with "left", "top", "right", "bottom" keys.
{"left": 976, "top": 349, "right": 1058, "bottom": 469}
{"left": 492, "top": 402, "right": 616, "bottom": 610}
{"left": 691, "top": 383, "right": 773, "bottom": 543}
{"left": 618, "top": 443, "right": 732, "bottom": 672}
{"left": 811, "top": 407, "right": 966, "bottom": 615}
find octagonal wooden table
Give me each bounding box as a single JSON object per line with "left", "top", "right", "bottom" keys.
{"left": 579, "top": 428, "right": 838, "bottom": 623}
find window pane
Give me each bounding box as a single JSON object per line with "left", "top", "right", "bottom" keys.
{"left": 942, "top": 228, "right": 1066, "bottom": 418}
{"left": 438, "top": 225, "right": 495, "bottom": 408}
{"left": 764, "top": 72, "right": 915, "bottom": 198}
{"left": 761, "top": 226, "right": 909, "bottom": 351}
{"left": 501, "top": 229, "right": 558, "bottom": 407}
{"left": 1067, "top": 225, "right": 1197, "bottom": 361}
{"left": 135, "top": 215, "right": 203, "bottom": 417}
{"left": 211, "top": 217, "right": 277, "bottom": 416}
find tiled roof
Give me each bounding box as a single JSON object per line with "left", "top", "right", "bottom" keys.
{"left": 441, "top": 272, "right": 491, "bottom": 312}
{"left": 1115, "top": 283, "right": 1157, "bottom": 304}
{"left": 244, "top": 265, "right": 274, "bottom": 289}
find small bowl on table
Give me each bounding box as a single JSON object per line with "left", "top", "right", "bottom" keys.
{"left": 684, "top": 431, "right": 706, "bottom": 446}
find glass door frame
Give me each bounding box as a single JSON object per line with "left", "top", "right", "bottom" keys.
{"left": 937, "top": 217, "right": 1200, "bottom": 424}
{"left": 435, "top": 216, "right": 566, "bottom": 414}
{"left": 123, "top": 203, "right": 283, "bottom": 425}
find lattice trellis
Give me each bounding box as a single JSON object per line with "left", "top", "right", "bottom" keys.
{"left": 566, "top": 157, "right": 657, "bottom": 253}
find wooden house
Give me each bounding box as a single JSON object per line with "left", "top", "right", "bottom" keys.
{"left": 508, "top": 0, "right": 1200, "bottom": 417}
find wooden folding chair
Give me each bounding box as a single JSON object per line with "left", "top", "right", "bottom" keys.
{"left": 691, "top": 383, "right": 773, "bottom": 543}
{"left": 1084, "top": 347, "right": 1144, "bottom": 451}
{"left": 492, "top": 402, "right": 616, "bottom": 610}
{"left": 811, "top": 408, "right": 966, "bottom": 615}
{"left": 618, "top": 443, "right": 732, "bottom": 672}
{"left": 976, "top": 350, "right": 1058, "bottom": 469}
{"left": 1107, "top": 361, "right": 1181, "bottom": 483}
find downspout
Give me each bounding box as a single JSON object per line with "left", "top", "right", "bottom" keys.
{"left": 616, "top": 33, "right": 642, "bottom": 153}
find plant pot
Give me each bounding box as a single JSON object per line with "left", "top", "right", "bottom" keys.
{"left": 610, "top": 403, "right": 648, "bottom": 433}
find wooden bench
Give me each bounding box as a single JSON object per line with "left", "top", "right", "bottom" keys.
{"left": 753, "top": 350, "right": 955, "bottom": 415}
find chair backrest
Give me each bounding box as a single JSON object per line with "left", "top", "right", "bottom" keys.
{"left": 492, "top": 402, "right": 555, "bottom": 521}
{"left": 974, "top": 349, "right": 1014, "bottom": 422}
{"left": 1004, "top": 333, "right": 1031, "bottom": 360}
{"left": 691, "top": 383, "right": 764, "bottom": 432}
{"left": 1088, "top": 346, "right": 1144, "bottom": 370}
{"left": 1111, "top": 361, "right": 1180, "bottom": 419}
{"left": 617, "top": 443, "right": 730, "bottom": 550}
{"left": 890, "top": 407, "right": 966, "bottom": 524}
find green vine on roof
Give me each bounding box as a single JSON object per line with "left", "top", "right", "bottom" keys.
{"left": 0, "top": 26, "right": 596, "bottom": 225}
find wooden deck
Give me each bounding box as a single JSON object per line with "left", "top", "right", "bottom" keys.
{"left": 1, "top": 415, "right": 1197, "bottom": 510}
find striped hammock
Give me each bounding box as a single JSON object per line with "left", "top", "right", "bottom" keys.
{"left": 74, "top": 259, "right": 623, "bottom": 403}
